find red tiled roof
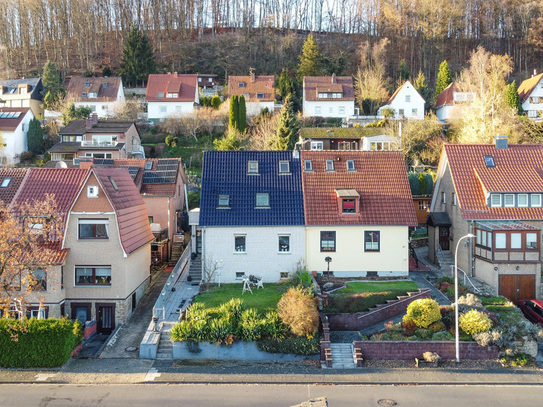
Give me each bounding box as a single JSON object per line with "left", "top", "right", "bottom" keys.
{"left": 435, "top": 82, "right": 456, "bottom": 108}
{"left": 444, "top": 144, "right": 543, "bottom": 220}
{"left": 301, "top": 151, "right": 417, "bottom": 226}
{"left": 145, "top": 73, "right": 198, "bottom": 103}
{"left": 13, "top": 168, "right": 90, "bottom": 213}
{"left": 0, "top": 168, "right": 28, "bottom": 206}
{"left": 518, "top": 73, "right": 543, "bottom": 104}
{"left": 66, "top": 77, "right": 122, "bottom": 102}
{"left": 0, "top": 107, "right": 31, "bottom": 131}
{"left": 93, "top": 167, "right": 154, "bottom": 254}
{"left": 303, "top": 76, "right": 355, "bottom": 102}
{"left": 228, "top": 75, "right": 275, "bottom": 102}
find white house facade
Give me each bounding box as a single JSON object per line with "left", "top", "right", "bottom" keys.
{"left": 0, "top": 107, "right": 34, "bottom": 166}
{"left": 303, "top": 75, "right": 355, "bottom": 119}
{"left": 378, "top": 80, "right": 424, "bottom": 120}
{"left": 518, "top": 73, "right": 543, "bottom": 120}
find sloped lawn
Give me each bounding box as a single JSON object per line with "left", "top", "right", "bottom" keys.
{"left": 323, "top": 280, "right": 420, "bottom": 313}
{"left": 193, "top": 283, "right": 291, "bottom": 312}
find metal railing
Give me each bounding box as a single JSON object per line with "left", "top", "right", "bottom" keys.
{"left": 151, "top": 243, "right": 191, "bottom": 328}
{"left": 450, "top": 265, "right": 482, "bottom": 294}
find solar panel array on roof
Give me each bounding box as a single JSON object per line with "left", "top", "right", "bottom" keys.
{"left": 156, "top": 159, "right": 178, "bottom": 172}
{"left": 0, "top": 112, "right": 22, "bottom": 118}
{"left": 73, "top": 157, "right": 92, "bottom": 165}
{"left": 121, "top": 165, "right": 140, "bottom": 180}
{"left": 93, "top": 158, "right": 115, "bottom": 167}
{"left": 143, "top": 170, "right": 176, "bottom": 184}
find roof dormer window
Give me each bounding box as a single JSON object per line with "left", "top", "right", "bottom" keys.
{"left": 248, "top": 160, "right": 259, "bottom": 174}
{"left": 490, "top": 194, "right": 501, "bottom": 207}
{"left": 504, "top": 194, "right": 514, "bottom": 207}
{"left": 238, "top": 82, "right": 246, "bottom": 88}
{"left": 257, "top": 92, "right": 264, "bottom": 99}
{"left": 81, "top": 92, "right": 86, "bottom": 98}
{"left": 325, "top": 160, "right": 334, "bottom": 172}
{"left": 342, "top": 199, "right": 356, "bottom": 213}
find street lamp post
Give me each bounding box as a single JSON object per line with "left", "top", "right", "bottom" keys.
{"left": 455, "top": 233, "right": 474, "bottom": 365}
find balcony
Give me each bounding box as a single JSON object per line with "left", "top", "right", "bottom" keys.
{"left": 81, "top": 140, "right": 118, "bottom": 148}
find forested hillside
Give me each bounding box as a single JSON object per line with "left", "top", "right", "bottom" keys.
{"left": 0, "top": 0, "right": 542, "bottom": 85}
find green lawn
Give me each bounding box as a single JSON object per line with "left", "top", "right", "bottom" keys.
{"left": 339, "top": 280, "right": 420, "bottom": 294}
{"left": 193, "top": 283, "right": 291, "bottom": 313}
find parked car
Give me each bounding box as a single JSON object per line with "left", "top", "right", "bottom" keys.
{"left": 517, "top": 299, "right": 543, "bottom": 325}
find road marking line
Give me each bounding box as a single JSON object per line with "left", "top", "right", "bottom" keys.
{"left": 144, "top": 368, "right": 161, "bottom": 382}
{"left": 35, "top": 373, "right": 56, "bottom": 382}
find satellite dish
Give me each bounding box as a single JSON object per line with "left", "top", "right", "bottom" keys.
{"left": 55, "top": 161, "right": 68, "bottom": 168}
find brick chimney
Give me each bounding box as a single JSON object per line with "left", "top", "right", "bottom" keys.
{"left": 86, "top": 113, "right": 98, "bottom": 129}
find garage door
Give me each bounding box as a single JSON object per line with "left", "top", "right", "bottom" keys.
{"left": 499, "top": 275, "right": 535, "bottom": 302}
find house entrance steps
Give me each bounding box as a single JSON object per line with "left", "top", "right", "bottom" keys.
{"left": 329, "top": 343, "right": 356, "bottom": 369}
{"left": 188, "top": 254, "right": 202, "bottom": 284}
{"left": 156, "top": 321, "right": 176, "bottom": 359}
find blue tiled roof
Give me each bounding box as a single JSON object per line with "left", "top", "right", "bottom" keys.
{"left": 200, "top": 151, "right": 305, "bottom": 226}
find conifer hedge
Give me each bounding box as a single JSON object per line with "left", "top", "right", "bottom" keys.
{"left": 0, "top": 318, "right": 82, "bottom": 367}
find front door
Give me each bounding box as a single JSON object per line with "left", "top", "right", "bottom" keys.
{"left": 97, "top": 304, "right": 115, "bottom": 334}
{"left": 499, "top": 274, "right": 535, "bottom": 302}
{"left": 439, "top": 227, "right": 450, "bottom": 251}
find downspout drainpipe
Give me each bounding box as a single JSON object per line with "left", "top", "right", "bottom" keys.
{"left": 470, "top": 221, "right": 474, "bottom": 277}
{"left": 184, "top": 184, "right": 189, "bottom": 213}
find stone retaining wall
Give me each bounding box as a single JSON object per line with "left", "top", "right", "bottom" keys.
{"left": 326, "top": 289, "right": 431, "bottom": 331}
{"left": 353, "top": 340, "right": 499, "bottom": 360}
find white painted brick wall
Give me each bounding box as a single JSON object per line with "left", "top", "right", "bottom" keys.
{"left": 202, "top": 226, "right": 305, "bottom": 283}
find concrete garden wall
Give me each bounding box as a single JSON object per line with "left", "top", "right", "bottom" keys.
{"left": 173, "top": 341, "right": 319, "bottom": 361}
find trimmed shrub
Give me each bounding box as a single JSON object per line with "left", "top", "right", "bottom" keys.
{"left": 459, "top": 309, "right": 493, "bottom": 335}
{"left": 414, "top": 328, "right": 433, "bottom": 340}
{"left": 277, "top": 286, "right": 319, "bottom": 337}
{"left": 428, "top": 320, "right": 446, "bottom": 333}
{"left": 0, "top": 318, "right": 81, "bottom": 367}
{"left": 431, "top": 331, "right": 454, "bottom": 341}
{"left": 403, "top": 298, "right": 441, "bottom": 328}
{"left": 258, "top": 335, "right": 320, "bottom": 355}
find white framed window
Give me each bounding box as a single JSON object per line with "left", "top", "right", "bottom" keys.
{"left": 315, "top": 106, "right": 321, "bottom": 115}
{"left": 364, "top": 231, "right": 380, "bottom": 251}
{"left": 326, "top": 160, "right": 334, "bottom": 172}
{"left": 257, "top": 92, "right": 264, "bottom": 99}
{"left": 418, "top": 200, "right": 429, "bottom": 211}
{"left": 495, "top": 232, "right": 507, "bottom": 249}
{"left": 518, "top": 194, "right": 528, "bottom": 207}
{"left": 248, "top": 160, "right": 259, "bottom": 174}
{"left": 412, "top": 108, "right": 417, "bottom": 116}
{"left": 234, "top": 235, "right": 246, "bottom": 253}
{"left": 304, "top": 160, "right": 313, "bottom": 171}
{"left": 256, "top": 193, "right": 270, "bottom": 207}
{"left": 78, "top": 219, "right": 109, "bottom": 239}
{"left": 329, "top": 107, "right": 333, "bottom": 114}
{"left": 310, "top": 141, "right": 323, "bottom": 150}
{"left": 159, "top": 105, "right": 167, "bottom": 113}
{"left": 236, "top": 272, "right": 245, "bottom": 279}
{"left": 280, "top": 272, "right": 289, "bottom": 279}
{"left": 198, "top": 77, "right": 202, "bottom": 82}
{"left": 338, "top": 106, "right": 345, "bottom": 115}
{"left": 452, "top": 193, "right": 457, "bottom": 205}
{"left": 218, "top": 195, "right": 230, "bottom": 208}
{"left": 87, "top": 185, "right": 99, "bottom": 198}
{"left": 442, "top": 191, "right": 446, "bottom": 204}
{"left": 279, "top": 160, "right": 290, "bottom": 173}
{"left": 278, "top": 235, "right": 290, "bottom": 253}
{"left": 504, "top": 194, "right": 514, "bottom": 207}
{"left": 490, "top": 194, "right": 501, "bottom": 207}
{"left": 531, "top": 194, "right": 541, "bottom": 207}
{"left": 30, "top": 268, "right": 47, "bottom": 291}
{"left": 399, "top": 109, "right": 404, "bottom": 116}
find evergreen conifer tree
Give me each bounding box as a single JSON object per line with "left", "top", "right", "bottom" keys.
{"left": 120, "top": 26, "right": 156, "bottom": 87}
{"left": 272, "top": 95, "right": 300, "bottom": 150}
{"left": 297, "top": 34, "right": 323, "bottom": 81}
{"left": 27, "top": 118, "right": 44, "bottom": 155}
{"left": 229, "top": 95, "right": 239, "bottom": 130}
{"left": 278, "top": 68, "right": 295, "bottom": 99}
{"left": 435, "top": 60, "right": 452, "bottom": 100}
{"left": 238, "top": 95, "right": 247, "bottom": 133}
{"left": 398, "top": 60, "right": 410, "bottom": 82}
{"left": 505, "top": 80, "right": 523, "bottom": 115}
{"left": 41, "top": 61, "right": 64, "bottom": 108}
{"left": 414, "top": 70, "right": 432, "bottom": 108}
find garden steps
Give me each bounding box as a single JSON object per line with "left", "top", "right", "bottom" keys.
{"left": 329, "top": 343, "right": 356, "bottom": 369}
{"left": 169, "top": 242, "right": 185, "bottom": 267}
{"left": 156, "top": 321, "right": 176, "bottom": 359}
{"left": 188, "top": 256, "right": 202, "bottom": 283}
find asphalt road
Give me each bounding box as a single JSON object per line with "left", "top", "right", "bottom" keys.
{"left": 0, "top": 383, "right": 541, "bottom": 407}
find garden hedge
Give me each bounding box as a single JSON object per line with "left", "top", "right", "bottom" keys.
{"left": 0, "top": 318, "right": 82, "bottom": 367}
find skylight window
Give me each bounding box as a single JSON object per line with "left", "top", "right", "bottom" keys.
{"left": 108, "top": 176, "right": 119, "bottom": 192}
{"left": 145, "top": 161, "right": 153, "bottom": 170}
{"left": 347, "top": 160, "right": 355, "bottom": 172}
{"left": 304, "top": 160, "right": 313, "bottom": 171}
{"left": 279, "top": 160, "right": 290, "bottom": 173}
{"left": 325, "top": 160, "right": 334, "bottom": 172}
{"left": 0, "top": 178, "right": 11, "bottom": 188}
{"left": 248, "top": 161, "right": 259, "bottom": 174}
{"left": 157, "top": 92, "right": 165, "bottom": 98}
{"left": 484, "top": 155, "right": 495, "bottom": 168}
{"left": 218, "top": 195, "right": 230, "bottom": 208}
{"left": 256, "top": 193, "right": 269, "bottom": 207}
